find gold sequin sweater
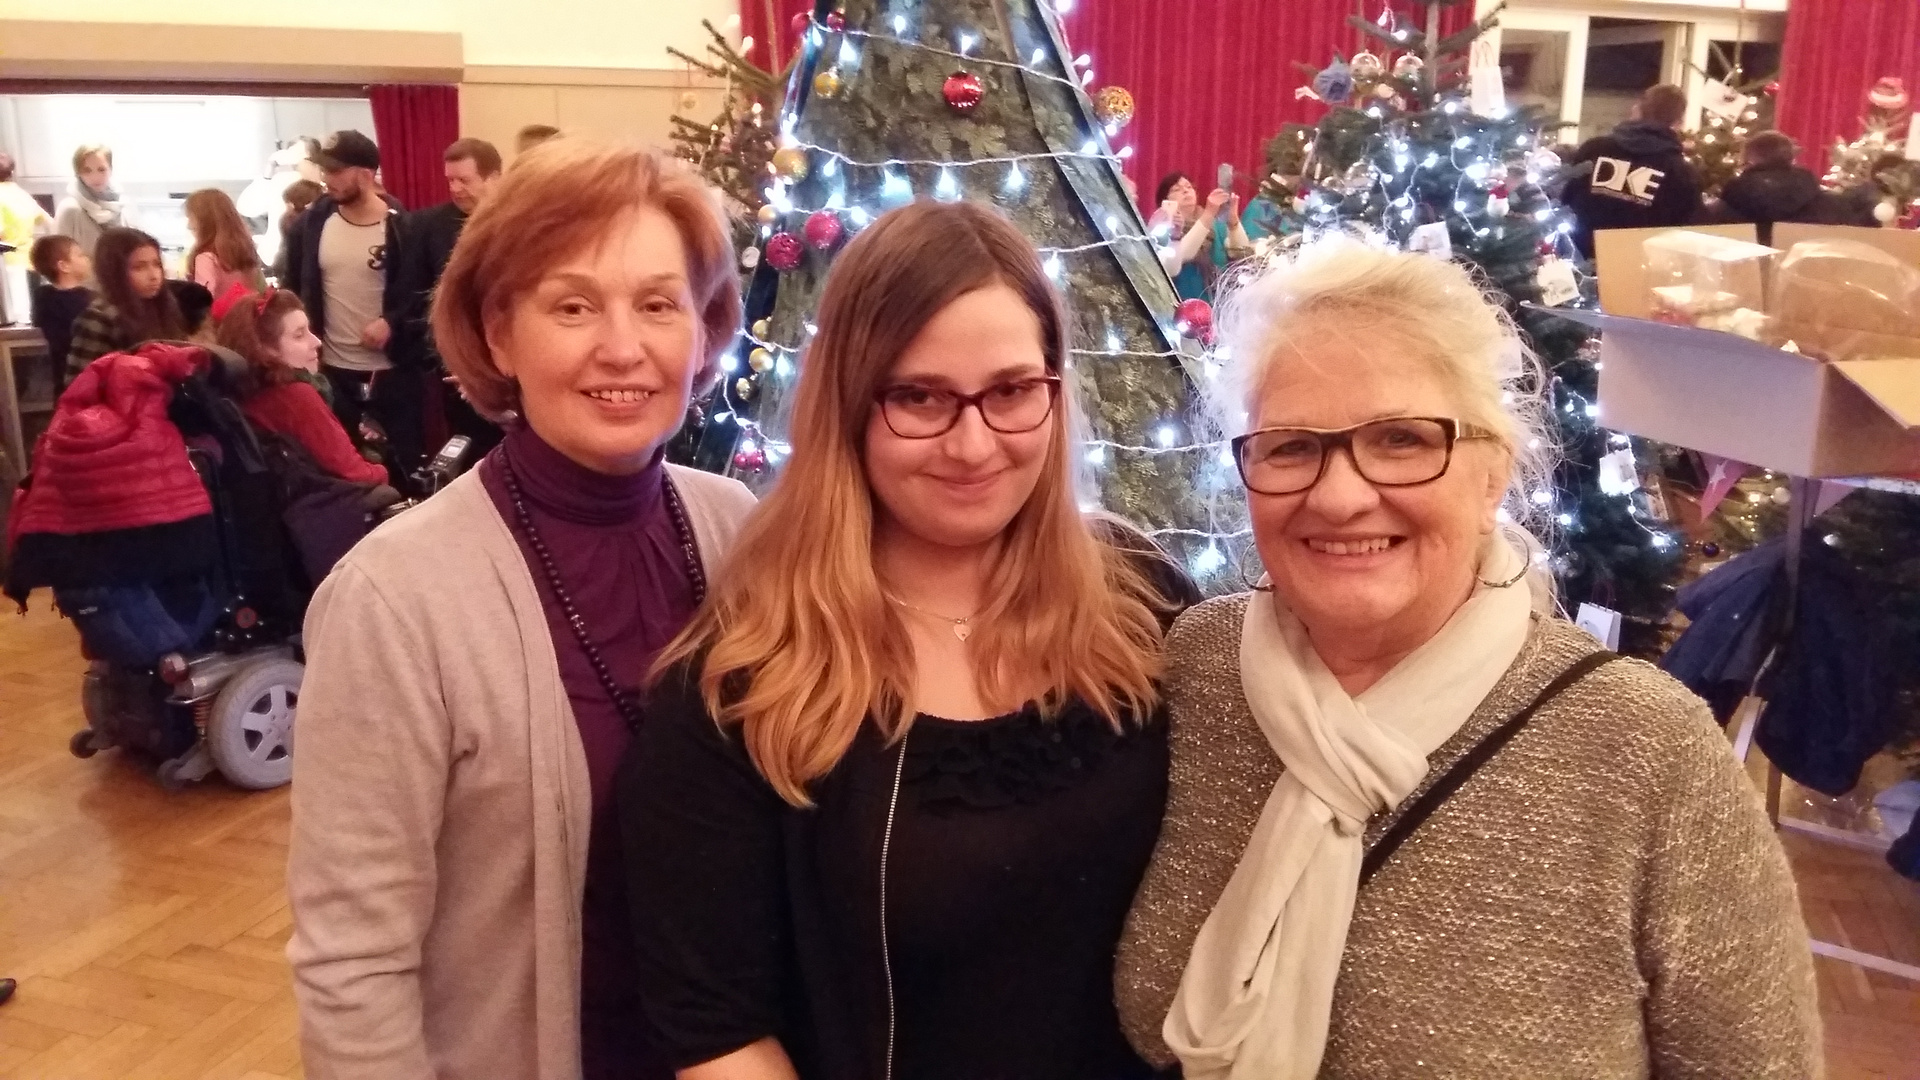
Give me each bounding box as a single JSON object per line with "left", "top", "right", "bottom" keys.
{"left": 1115, "top": 594, "right": 1823, "bottom": 1079}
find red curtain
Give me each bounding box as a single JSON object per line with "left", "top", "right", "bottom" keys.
{"left": 1775, "top": 0, "right": 1920, "bottom": 175}
{"left": 368, "top": 84, "right": 461, "bottom": 211}
{"left": 738, "top": 2, "right": 1475, "bottom": 202}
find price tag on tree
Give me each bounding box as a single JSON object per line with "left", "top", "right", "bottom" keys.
{"left": 1470, "top": 36, "right": 1506, "bottom": 116}
{"left": 1408, "top": 221, "right": 1452, "bottom": 259}
{"left": 1598, "top": 446, "right": 1640, "bottom": 496}
{"left": 1537, "top": 256, "right": 1579, "bottom": 306}
{"left": 1575, "top": 603, "right": 1623, "bottom": 651}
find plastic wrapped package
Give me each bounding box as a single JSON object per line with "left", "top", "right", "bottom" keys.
{"left": 1770, "top": 239, "right": 1920, "bottom": 361}
{"left": 1642, "top": 230, "right": 1776, "bottom": 330}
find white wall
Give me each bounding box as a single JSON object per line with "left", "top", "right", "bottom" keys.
{"left": 0, "top": 0, "right": 739, "bottom": 71}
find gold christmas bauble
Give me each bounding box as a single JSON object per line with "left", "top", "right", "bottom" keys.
{"left": 772, "top": 146, "right": 810, "bottom": 180}
{"left": 735, "top": 377, "right": 756, "bottom": 400}
{"left": 751, "top": 318, "right": 771, "bottom": 339}
{"left": 678, "top": 91, "right": 701, "bottom": 113}
{"left": 756, "top": 203, "right": 780, "bottom": 224}
{"left": 749, "top": 347, "right": 774, "bottom": 373}
{"left": 813, "top": 68, "right": 844, "bottom": 98}
{"left": 1092, "top": 85, "right": 1136, "bottom": 129}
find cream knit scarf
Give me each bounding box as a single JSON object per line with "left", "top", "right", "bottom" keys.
{"left": 1164, "top": 537, "right": 1534, "bottom": 1080}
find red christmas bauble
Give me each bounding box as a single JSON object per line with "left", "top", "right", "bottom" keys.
{"left": 824, "top": 10, "right": 845, "bottom": 31}
{"left": 944, "top": 71, "right": 986, "bottom": 113}
{"left": 1490, "top": 181, "right": 1511, "bottom": 198}
{"left": 1176, "top": 298, "right": 1214, "bottom": 338}
{"left": 1764, "top": 81, "right": 1780, "bottom": 96}
{"left": 804, "top": 210, "right": 844, "bottom": 250}
{"left": 1537, "top": 238, "right": 1556, "bottom": 256}
{"left": 733, "top": 446, "right": 768, "bottom": 472}
{"left": 789, "top": 11, "right": 810, "bottom": 36}
{"left": 766, "top": 232, "right": 805, "bottom": 271}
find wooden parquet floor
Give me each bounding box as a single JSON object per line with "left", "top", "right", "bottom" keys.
{"left": 1, "top": 603, "right": 1916, "bottom": 1078}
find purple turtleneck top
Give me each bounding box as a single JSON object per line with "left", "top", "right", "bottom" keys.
{"left": 481, "top": 423, "right": 695, "bottom": 1080}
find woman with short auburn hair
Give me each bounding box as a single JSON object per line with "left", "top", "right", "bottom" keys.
{"left": 620, "top": 199, "right": 1198, "bottom": 1080}
{"left": 287, "top": 140, "right": 756, "bottom": 1080}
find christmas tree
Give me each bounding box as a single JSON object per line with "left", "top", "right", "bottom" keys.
{"left": 1683, "top": 57, "right": 1778, "bottom": 197}
{"left": 666, "top": 19, "right": 792, "bottom": 255}
{"left": 675, "top": 0, "right": 1246, "bottom": 586}
{"left": 1270, "top": 0, "right": 1687, "bottom": 654}
{"left": 1821, "top": 77, "right": 1920, "bottom": 227}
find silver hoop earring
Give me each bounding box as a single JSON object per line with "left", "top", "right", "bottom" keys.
{"left": 1477, "top": 527, "right": 1532, "bottom": 589}
{"left": 1237, "top": 543, "right": 1272, "bottom": 593}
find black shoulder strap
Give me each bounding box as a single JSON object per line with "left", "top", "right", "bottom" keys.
{"left": 1359, "top": 650, "right": 1621, "bottom": 888}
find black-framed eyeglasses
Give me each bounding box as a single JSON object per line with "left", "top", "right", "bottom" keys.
{"left": 1230, "top": 416, "right": 1499, "bottom": 496}
{"left": 875, "top": 376, "right": 1062, "bottom": 439}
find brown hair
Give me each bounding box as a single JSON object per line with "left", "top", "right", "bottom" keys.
{"left": 1638, "top": 84, "right": 1689, "bottom": 128}
{"left": 431, "top": 139, "right": 739, "bottom": 418}
{"left": 29, "top": 234, "right": 80, "bottom": 280}
{"left": 1744, "top": 130, "right": 1798, "bottom": 169}
{"left": 658, "top": 200, "right": 1168, "bottom": 807}
{"left": 184, "top": 188, "right": 263, "bottom": 285}
{"left": 515, "top": 124, "right": 561, "bottom": 154}
{"left": 444, "top": 137, "right": 503, "bottom": 177}
{"left": 94, "top": 227, "right": 186, "bottom": 344}
{"left": 72, "top": 143, "right": 113, "bottom": 175}
{"left": 214, "top": 289, "right": 307, "bottom": 394}
{"left": 280, "top": 179, "right": 324, "bottom": 239}
{"left": 0, "top": 152, "right": 15, "bottom": 183}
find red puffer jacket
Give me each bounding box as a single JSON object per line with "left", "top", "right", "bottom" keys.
{"left": 12, "top": 342, "right": 210, "bottom": 540}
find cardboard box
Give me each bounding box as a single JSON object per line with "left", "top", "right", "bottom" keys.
{"left": 1562, "top": 224, "right": 1920, "bottom": 478}
{"left": 1593, "top": 224, "right": 1758, "bottom": 319}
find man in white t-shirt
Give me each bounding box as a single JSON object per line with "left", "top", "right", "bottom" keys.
{"left": 283, "top": 130, "right": 422, "bottom": 490}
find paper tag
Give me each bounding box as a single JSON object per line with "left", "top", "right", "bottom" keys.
{"left": 1408, "top": 221, "right": 1452, "bottom": 258}
{"left": 1537, "top": 256, "right": 1579, "bottom": 306}
{"left": 1907, "top": 112, "right": 1920, "bottom": 161}
{"left": 1598, "top": 446, "right": 1640, "bottom": 496}
{"left": 1575, "top": 603, "right": 1623, "bottom": 651}
{"left": 1700, "top": 79, "right": 1749, "bottom": 121}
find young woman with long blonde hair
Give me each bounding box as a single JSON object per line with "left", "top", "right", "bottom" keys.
{"left": 620, "top": 200, "right": 1197, "bottom": 1080}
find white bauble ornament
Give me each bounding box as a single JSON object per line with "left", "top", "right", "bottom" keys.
{"left": 1875, "top": 199, "right": 1899, "bottom": 223}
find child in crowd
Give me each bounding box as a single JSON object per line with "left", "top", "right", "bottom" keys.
{"left": 214, "top": 287, "right": 385, "bottom": 486}
{"left": 185, "top": 188, "right": 267, "bottom": 298}
{"left": 65, "top": 227, "right": 185, "bottom": 376}
{"left": 28, "top": 235, "right": 93, "bottom": 384}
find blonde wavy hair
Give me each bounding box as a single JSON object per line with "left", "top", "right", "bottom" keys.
{"left": 658, "top": 201, "right": 1170, "bottom": 807}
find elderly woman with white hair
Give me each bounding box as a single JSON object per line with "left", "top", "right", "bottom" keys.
{"left": 1114, "top": 239, "right": 1821, "bottom": 1079}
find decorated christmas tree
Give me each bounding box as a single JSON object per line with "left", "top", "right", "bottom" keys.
{"left": 673, "top": 0, "right": 1246, "bottom": 586}
{"left": 666, "top": 19, "right": 792, "bottom": 254}
{"left": 1269, "top": 0, "right": 1687, "bottom": 653}
{"left": 1683, "top": 56, "right": 1778, "bottom": 197}
{"left": 1822, "top": 77, "right": 1920, "bottom": 227}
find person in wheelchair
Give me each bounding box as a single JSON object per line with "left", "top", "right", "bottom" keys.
{"left": 212, "top": 286, "right": 388, "bottom": 486}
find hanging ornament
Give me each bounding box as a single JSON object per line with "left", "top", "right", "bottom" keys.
{"left": 740, "top": 246, "right": 761, "bottom": 270}
{"left": 1350, "top": 51, "right": 1384, "bottom": 81}
{"left": 1487, "top": 192, "right": 1510, "bottom": 218}
{"left": 751, "top": 318, "right": 771, "bottom": 339}
{"left": 824, "top": 10, "right": 846, "bottom": 31}
{"left": 748, "top": 347, "right": 775, "bottom": 373}
{"left": 678, "top": 91, "right": 701, "bottom": 113}
{"left": 772, "top": 146, "right": 810, "bottom": 180}
{"left": 1868, "top": 76, "right": 1910, "bottom": 113}
{"left": 765, "top": 231, "right": 805, "bottom": 271}
{"left": 1092, "top": 85, "right": 1136, "bottom": 129}
{"left": 1764, "top": 81, "right": 1781, "bottom": 97}
{"left": 1525, "top": 147, "right": 1562, "bottom": 176}
{"left": 734, "top": 377, "right": 756, "bottom": 401}
{"left": 804, "top": 209, "right": 844, "bottom": 249}
{"left": 1537, "top": 237, "right": 1557, "bottom": 256}
{"left": 789, "top": 11, "right": 811, "bottom": 36}
{"left": 756, "top": 203, "right": 780, "bottom": 225}
{"left": 1175, "top": 298, "right": 1214, "bottom": 339}
{"left": 813, "top": 68, "right": 844, "bottom": 98}
{"left": 944, "top": 71, "right": 986, "bottom": 113}
{"left": 1311, "top": 57, "right": 1355, "bottom": 106}
{"left": 733, "top": 444, "right": 768, "bottom": 473}
{"left": 1875, "top": 199, "right": 1899, "bottom": 224}
{"left": 1392, "top": 54, "right": 1424, "bottom": 80}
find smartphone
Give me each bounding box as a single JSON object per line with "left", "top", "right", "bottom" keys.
{"left": 1217, "top": 163, "right": 1235, "bottom": 192}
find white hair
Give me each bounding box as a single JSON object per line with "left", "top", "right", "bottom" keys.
{"left": 1209, "top": 234, "right": 1558, "bottom": 541}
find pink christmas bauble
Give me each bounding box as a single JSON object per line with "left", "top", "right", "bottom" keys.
{"left": 804, "top": 210, "right": 844, "bottom": 249}
{"left": 1176, "top": 298, "right": 1213, "bottom": 337}
{"left": 824, "top": 10, "right": 845, "bottom": 31}
{"left": 789, "top": 11, "right": 810, "bottom": 36}
{"left": 766, "top": 232, "right": 805, "bottom": 271}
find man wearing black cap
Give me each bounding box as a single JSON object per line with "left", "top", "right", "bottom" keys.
{"left": 283, "top": 129, "right": 422, "bottom": 490}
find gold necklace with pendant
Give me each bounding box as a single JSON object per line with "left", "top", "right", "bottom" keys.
{"left": 884, "top": 593, "right": 980, "bottom": 642}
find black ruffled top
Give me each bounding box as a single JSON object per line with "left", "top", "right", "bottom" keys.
{"left": 902, "top": 701, "right": 1138, "bottom": 812}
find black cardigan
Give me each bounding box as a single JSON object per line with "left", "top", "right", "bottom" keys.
{"left": 618, "top": 541, "right": 1198, "bottom": 1080}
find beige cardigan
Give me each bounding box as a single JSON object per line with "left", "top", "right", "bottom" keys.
{"left": 1116, "top": 595, "right": 1823, "bottom": 1079}
{"left": 287, "top": 464, "right": 756, "bottom": 1080}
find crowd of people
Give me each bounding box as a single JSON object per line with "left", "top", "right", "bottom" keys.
{"left": 1, "top": 112, "right": 1834, "bottom": 1078}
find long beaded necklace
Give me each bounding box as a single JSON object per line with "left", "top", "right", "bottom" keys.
{"left": 498, "top": 455, "right": 707, "bottom": 732}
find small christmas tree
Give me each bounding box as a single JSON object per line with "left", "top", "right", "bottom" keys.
{"left": 1821, "top": 77, "right": 1920, "bottom": 226}
{"left": 1269, "top": 0, "right": 1687, "bottom": 653}
{"left": 676, "top": 0, "right": 1245, "bottom": 587}
{"left": 667, "top": 19, "right": 792, "bottom": 252}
